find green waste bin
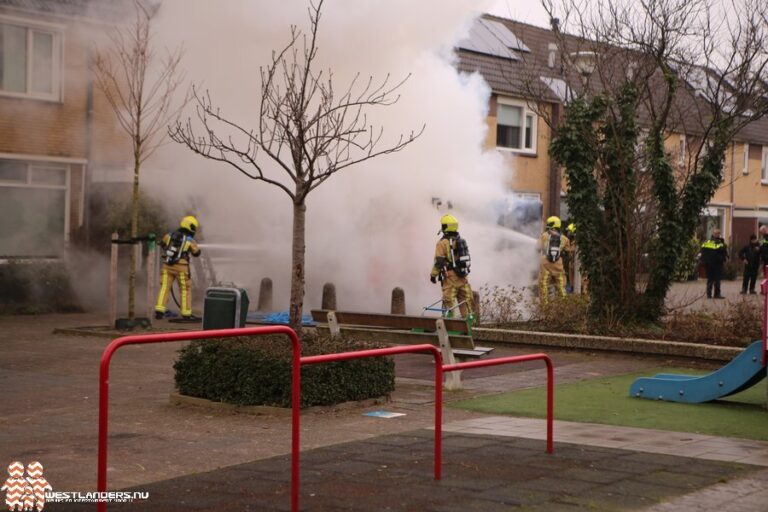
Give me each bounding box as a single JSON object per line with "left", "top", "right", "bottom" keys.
{"left": 203, "top": 287, "right": 249, "bottom": 330}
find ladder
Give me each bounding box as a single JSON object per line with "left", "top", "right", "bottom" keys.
{"left": 192, "top": 232, "right": 218, "bottom": 288}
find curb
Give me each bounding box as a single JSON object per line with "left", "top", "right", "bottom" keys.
{"left": 316, "top": 325, "right": 745, "bottom": 363}
{"left": 473, "top": 327, "right": 744, "bottom": 362}
{"left": 170, "top": 392, "right": 389, "bottom": 416}
{"left": 53, "top": 324, "right": 196, "bottom": 338}
{"left": 55, "top": 324, "right": 746, "bottom": 363}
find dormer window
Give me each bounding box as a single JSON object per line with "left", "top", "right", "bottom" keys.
{"left": 569, "top": 51, "right": 598, "bottom": 77}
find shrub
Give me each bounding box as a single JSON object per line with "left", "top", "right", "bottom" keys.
{"left": 89, "top": 188, "right": 171, "bottom": 253}
{"left": 532, "top": 294, "right": 591, "bottom": 333}
{"left": 722, "top": 259, "right": 739, "bottom": 280}
{"left": 664, "top": 299, "right": 761, "bottom": 346}
{"left": 477, "top": 284, "right": 527, "bottom": 325}
{"left": 174, "top": 332, "right": 395, "bottom": 408}
{"left": 476, "top": 283, "right": 760, "bottom": 346}
{"left": 673, "top": 236, "right": 700, "bottom": 282}
{"left": 0, "top": 260, "right": 81, "bottom": 314}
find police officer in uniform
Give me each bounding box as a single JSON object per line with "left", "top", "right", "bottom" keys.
{"left": 700, "top": 228, "right": 728, "bottom": 299}
{"left": 154, "top": 215, "right": 201, "bottom": 319}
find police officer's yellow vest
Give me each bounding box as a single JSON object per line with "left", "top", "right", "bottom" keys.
{"left": 701, "top": 239, "right": 724, "bottom": 250}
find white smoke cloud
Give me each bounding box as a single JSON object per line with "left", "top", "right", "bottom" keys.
{"left": 143, "top": 0, "right": 539, "bottom": 314}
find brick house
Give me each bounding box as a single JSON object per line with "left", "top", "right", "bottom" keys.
{"left": 0, "top": 0, "right": 130, "bottom": 258}
{"left": 456, "top": 14, "right": 768, "bottom": 250}
{"left": 3, "top": 6, "right": 766, "bottom": 258}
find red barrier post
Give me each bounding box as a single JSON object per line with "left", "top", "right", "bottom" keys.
{"left": 96, "top": 326, "right": 301, "bottom": 512}
{"left": 762, "top": 266, "right": 768, "bottom": 366}
{"left": 443, "top": 353, "right": 554, "bottom": 453}
{"left": 297, "top": 344, "right": 444, "bottom": 490}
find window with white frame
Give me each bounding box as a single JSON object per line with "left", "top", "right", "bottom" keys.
{"left": 0, "top": 17, "right": 62, "bottom": 100}
{"left": 0, "top": 159, "right": 69, "bottom": 257}
{"left": 701, "top": 205, "right": 727, "bottom": 239}
{"left": 743, "top": 143, "right": 749, "bottom": 175}
{"left": 678, "top": 134, "right": 686, "bottom": 168}
{"left": 762, "top": 146, "right": 768, "bottom": 184}
{"left": 496, "top": 99, "right": 537, "bottom": 153}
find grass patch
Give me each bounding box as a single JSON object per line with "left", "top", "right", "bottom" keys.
{"left": 449, "top": 367, "right": 768, "bottom": 441}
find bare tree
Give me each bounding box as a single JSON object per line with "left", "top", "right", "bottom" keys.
{"left": 93, "top": 0, "right": 187, "bottom": 320}
{"left": 520, "top": 0, "right": 768, "bottom": 321}
{"left": 170, "top": 0, "right": 423, "bottom": 332}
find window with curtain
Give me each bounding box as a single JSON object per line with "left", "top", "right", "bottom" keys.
{"left": 0, "top": 19, "right": 60, "bottom": 99}
{"left": 762, "top": 146, "right": 768, "bottom": 183}
{"left": 496, "top": 101, "right": 537, "bottom": 153}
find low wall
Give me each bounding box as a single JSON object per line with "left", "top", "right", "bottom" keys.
{"left": 316, "top": 325, "right": 745, "bottom": 362}
{"left": 473, "top": 327, "right": 744, "bottom": 362}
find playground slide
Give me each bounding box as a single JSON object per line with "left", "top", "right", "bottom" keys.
{"left": 629, "top": 340, "right": 767, "bottom": 403}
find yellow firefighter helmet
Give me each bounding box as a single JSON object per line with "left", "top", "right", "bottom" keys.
{"left": 180, "top": 215, "right": 199, "bottom": 234}
{"left": 440, "top": 214, "right": 459, "bottom": 233}
{"left": 546, "top": 216, "right": 562, "bottom": 229}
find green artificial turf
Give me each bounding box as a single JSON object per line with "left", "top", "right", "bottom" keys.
{"left": 449, "top": 367, "right": 768, "bottom": 441}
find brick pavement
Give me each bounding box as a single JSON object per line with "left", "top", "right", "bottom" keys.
{"left": 50, "top": 431, "right": 763, "bottom": 511}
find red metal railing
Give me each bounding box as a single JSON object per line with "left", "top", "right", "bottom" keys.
{"left": 443, "top": 353, "right": 554, "bottom": 453}
{"left": 299, "top": 344, "right": 444, "bottom": 481}
{"left": 762, "top": 265, "right": 768, "bottom": 365}
{"left": 98, "top": 329, "right": 554, "bottom": 512}
{"left": 293, "top": 348, "right": 555, "bottom": 509}
{"left": 96, "top": 326, "right": 301, "bottom": 512}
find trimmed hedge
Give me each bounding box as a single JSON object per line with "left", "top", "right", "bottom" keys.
{"left": 174, "top": 332, "right": 395, "bottom": 408}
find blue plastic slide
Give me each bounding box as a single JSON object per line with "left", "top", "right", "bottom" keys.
{"left": 629, "top": 340, "right": 767, "bottom": 403}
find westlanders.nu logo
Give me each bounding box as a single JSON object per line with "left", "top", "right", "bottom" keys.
{"left": 2, "top": 461, "right": 149, "bottom": 510}
{"left": 1, "top": 461, "right": 51, "bottom": 511}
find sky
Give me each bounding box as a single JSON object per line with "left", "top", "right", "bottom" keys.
{"left": 489, "top": 0, "right": 552, "bottom": 27}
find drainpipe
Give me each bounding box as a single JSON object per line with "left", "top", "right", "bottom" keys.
{"left": 730, "top": 142, "right": 735, "bottom": 248}
{"left": 84, "top": 47, "right": 95, "bottom": 246}
{"left": 548, "top": 101, "right": 561, "bottom": 217}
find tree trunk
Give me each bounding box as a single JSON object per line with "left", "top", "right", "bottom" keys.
{"left": 127, "top": 160, "right": 140, "bottom": 319}
{"left": 289, "top": 200, "right": 307, "bottom": 335}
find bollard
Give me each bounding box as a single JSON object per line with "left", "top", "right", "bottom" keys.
{"left": 109, "top": 232, "right": 118, "bottom": 328}
{"left": 257, "top": 277, "right": 273, "bottom": 311}
{"left": 322, "top": 283, "right": 337, "bottom": 310}
{"left": 472, "top": 290, "right": 481, "bottom": 324}
{"left": 146, "top": 236, "right": 157, "bottom": 320}
{"left": 391, "top": 287, "right": 406, "bottom": 315}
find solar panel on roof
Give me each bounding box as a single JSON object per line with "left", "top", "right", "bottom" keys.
{"left": 457, "top": 17, "right": 529, "bottom": 60}
{"left": 480, "top": 19, "right": 530, "bottom": 53}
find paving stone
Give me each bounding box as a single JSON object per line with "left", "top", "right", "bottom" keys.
{"left": 558, "top": 466, "right": 633, "bottom": 484}
{"left": 99, "top": 429, "right": 762, "bottom": 511}
{"left": 635, "top": 469, "right": 736, "bottom": 489}
{"left": 425, "top": 497, "right": 523, "bottom": 511}
{"left": 557, "top": 489, "right": 660, "bottom": 510}
{"left": 477, "top": 485, "right": 552, "bottom": 506}
{"left": 514, "top": 476, "right": 599, "bottom": 494}
{"left": 618, "top": 451, "right": 693, "bottom": 468}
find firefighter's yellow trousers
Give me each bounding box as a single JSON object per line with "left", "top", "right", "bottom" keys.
{"left": 539, "top": 264, "right": 566, "bottom": 306}
{"left": 441, "top": 273, "right": 474, "bottom": 319}
{"left": 155, "top": 263, "right": 193, "bottom": 316}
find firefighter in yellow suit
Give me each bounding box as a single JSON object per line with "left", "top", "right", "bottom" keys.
{"left": 154, "top": 215, "right": 201, "bottom": 320}
{"left": 539, "top": 216, "right": 571, "bottom": 305}
{"left": 430, "top": 214, "right": 474, "bottom": 319}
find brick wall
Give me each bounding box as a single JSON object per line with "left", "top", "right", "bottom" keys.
{"left": 0, "top": 7, "right": 131, "bottom": 249}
